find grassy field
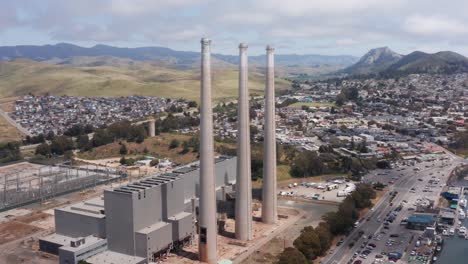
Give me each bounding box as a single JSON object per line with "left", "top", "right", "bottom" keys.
{"left": 0, "top": 115, "right": 23, "bottom": 143}
{"left": 0, "top": 59, "right": 291, "bottom": 102}
{"left": 452, "top": 148, "right": 468, "bottom": 158}
{"left": 289, "top": 101, "right": 336, "bottom": 108}
{"left": 77, "top": 133, "right": 198, "bottom": 164}
{"left": 277, "top": 164, "right": 292, "bottom": 181}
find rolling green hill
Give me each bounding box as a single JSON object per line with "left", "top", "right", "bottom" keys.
{"left": 384, "top": 51, "right": 468, "bottom": 75}
{"left": 0, "top": 59, "right": 291, "bottom": 102}
{"left": 343, "top": 47, "right": 468, "bottom": 77}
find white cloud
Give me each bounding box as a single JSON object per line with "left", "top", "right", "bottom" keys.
{"left": 221, "top": 13, "right": 273, "bottom": 25}
{"left": 254, "top": 0, "right": 402, "bottom": 16}
{"left": 269, "top": 25, "right": 344, "bottom": 38}
{"left": 336, "top": 38, "right": 359, "bottom": 46}
{"left": 2, "top": 0, "right": 468, "bottom": 56}
{"left": 403, "top": 14, "right": 468, "bottom": 37}
{"left": 110, "top": 0, "right": 206, "bottom": 16}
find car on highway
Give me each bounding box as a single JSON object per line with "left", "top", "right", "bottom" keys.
{"left": 337, "top": 238, "right": 344, "bottom": 246}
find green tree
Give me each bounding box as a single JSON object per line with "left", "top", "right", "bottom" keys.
{"left": 64, "top": 124, "right": 85, "bottom": 137}
{"left": 293, "top": 226, "right": 321, "bottom": 260}
{"left": 50, "top": 136, "right": 74, "bottom": 155}
{"left": 335, "top": 93, "right": 346, "bottom": 106}
{"left": 45, "top": 131, "right": 55, "bottom": 141}
{"left": 169, "top": 139, "right": 180, "bottom": 149}
{"left": 92, "top": 129, "right": 113, "bottom": 147}
{"left": 35, "top": 143, "right": 51, "bottom": 156}
{"left": 290, "top": 151, "right": 324, "bottom": 178}
{"left": 0, "top": 141, "right": 22, "bottom": 163}
{"left": 76, "top": 134, "right": 89, "bottom": 150}
{"left": 120, "top": 143, "right": 128, "bottom": 155}
{"left": 315, "top": 222, "right": 333, "bottom": 255}
{"left": 277, "top": 247, "right": 309, "bottom": 264}
{"left": 150, "top": 159, "right": 159, "bottom": 167}
{"left": 188, "top": 101, "right": 198, "bottom": 108}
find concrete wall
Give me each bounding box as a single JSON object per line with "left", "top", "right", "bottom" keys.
{"left": 181, "top": 170, "right": 198, "bottom": 201}
{"left": 55, "top": 210, "right": 106, "bottom": 238}
{"left": 58, "top": 248, "right": 76, "bottom": 264}
{"left": 135, "top": 222, "right": 172, "bottom": 259}
{"left": 215, "top": 157, "right": 237, "bottom": 189}
{"left": 177, "top": 157, "right": 237, "bottom": 203}
{"left": 133, "top": 185, "right": 163, "bottom": 230}
{"left": 163, "top": 180, "right": 185, "bottom": 218}
{"left": 168, "top": 212, "right": 194, "bottom": 241}
{"left": 104, "top": 190, "right": 135, "bottom": 255}
{"left": 58, "top": 239, "right": 107, "bottom": 264}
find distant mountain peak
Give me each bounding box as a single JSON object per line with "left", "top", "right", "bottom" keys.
{"left": 357, "top": 47, "right": 402, "bottom": 65}
{"left": 342, "top": 47, "right": 402, "bottom": 75}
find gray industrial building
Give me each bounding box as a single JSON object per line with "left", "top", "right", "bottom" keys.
{"left": 40, "top": 156, "right": 237, "bottom": 264}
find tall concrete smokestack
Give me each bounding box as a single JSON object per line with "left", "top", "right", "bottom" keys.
{"left": 262, "top": 45, "right": 277, "bottom": 224}
{"left": 235, "top": 43, "right": 253, "bottom": 241}
{"left": 198, "top": 38, "right": 217, "bottom": 264}
{"left": 148, "top": 119, "right": 155, "bottom": 137}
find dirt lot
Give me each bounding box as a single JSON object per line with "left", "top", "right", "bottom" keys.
{"left": 0, "top": 206, "right": 54, "bottom": 246}
{"left": 0, "top": 101, "right": 15, "bottom": 112}
{"left": 160, "top": 206, "right": 302, "bottom": 264}
{"left": 0, "top": 161, "right": 44, "bottom": 175}
{"left": 242, "top": 200, "right": 338, "bottom": 263}
{"left": 0, "top": 220, "right": 44, "bottom": 245}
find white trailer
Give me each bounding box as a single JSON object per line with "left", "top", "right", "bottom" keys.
{"left": 337, "top": 191, "right": 348, "bottom": 197}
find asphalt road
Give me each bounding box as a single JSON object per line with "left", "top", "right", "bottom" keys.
{"left": 323, "top": 154, "right": 465, "bottom": 264}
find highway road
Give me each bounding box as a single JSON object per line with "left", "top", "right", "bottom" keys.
{"left": 323, "top": 153, "right": 465, "bottom": 264}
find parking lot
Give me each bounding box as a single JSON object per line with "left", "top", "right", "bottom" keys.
{"left": 278, "top": 180, "right": 356, "bottom": 203}
{"left": 323, "top": 154, "right": 463, "bottom": 264}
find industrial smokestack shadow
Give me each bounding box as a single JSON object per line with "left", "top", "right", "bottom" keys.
{"left": 251, "top": 188, "right": 264, "bottom": 222}
{"left": 252, "top": 187, "right": 262, "bottom": 200}
{"left": 252, "top": 215, "right": 262, "bottom": 222}
{"left": 173, "top": 248, "right": 199, "bottom": 261}
{"left": 219, "top": 228, "right": 236, "bottom": 239}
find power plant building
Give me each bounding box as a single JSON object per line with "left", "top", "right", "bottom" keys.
{"left": 39, "top": 39, "right": 278, "bottom": 264}
{"left": 40, "top": 156, "right": 237, "bottom": 264}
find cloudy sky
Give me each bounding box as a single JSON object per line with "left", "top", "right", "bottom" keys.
{"left": 1, "top": 0, "right": 467, "bottom": 56}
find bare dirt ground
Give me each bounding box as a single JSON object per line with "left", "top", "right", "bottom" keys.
{"left": 160, "top": 206, "right": 303, "bottom": 264}
{"left": 243, "top": 200, "right": 338, "bottom": 264}
{"left": 0, "top": 221, "right": 43, "bottom": 245}
{"left": 0, "top": 101, "right": 15, "bottom": 112}
{"left": 0, "top": 114, "right": 23, "bottom": 143}
{"left": 0, "top": 161, "right": 44, "bottom": 175}
{"left": 0, "top": 97, "right": 23, "bottom": 143}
